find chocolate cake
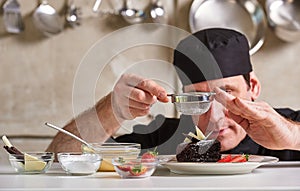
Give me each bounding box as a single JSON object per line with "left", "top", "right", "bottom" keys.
{"left": 176, "top": 139, "right": 221, "bottom": 162}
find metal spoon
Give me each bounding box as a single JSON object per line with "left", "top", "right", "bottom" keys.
{"left": 45, "top": 122, "right": 95, "bottom": 150}
{"left": 32, "top": 0, "right": 63, "bottom": 36}
{"left": 150, "top": 0, "right": 167, "bottom": 24}
{"left": 119, "top": 0, "right": 145, "bottom": 24}
{"left": 92, "top": 0, "right": 102, "bottom": 13}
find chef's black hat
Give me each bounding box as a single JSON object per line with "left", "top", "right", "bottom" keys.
{"left": 173, "top": 28, "right": 252, "bottom": 86}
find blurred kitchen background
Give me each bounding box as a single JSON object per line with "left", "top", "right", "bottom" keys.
{"left": 0, "top": 0, "right": 300, "bottom": 163}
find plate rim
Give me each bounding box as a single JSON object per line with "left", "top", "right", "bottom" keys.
{"left": 160, "top": 154, "right": 279, "bottom": 175}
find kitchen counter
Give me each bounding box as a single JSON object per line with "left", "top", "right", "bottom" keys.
{"left": 0, "top": 162, "right": 300, "bottom": 191}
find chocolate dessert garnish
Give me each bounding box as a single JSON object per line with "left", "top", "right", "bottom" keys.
{"left": 176, "top": 127, "right": 221, "bottom": 162}
{"left": 176, "top": 140, "right": 221, "bottom": 162}
{"left": 2, "top": 135, "right": 24, "bottom": 161}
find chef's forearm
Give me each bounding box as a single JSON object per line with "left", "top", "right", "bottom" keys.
{"left": 95, "top": 92, "right": 125, "bottom": 136}
{"left": 46, "top": 120, "right": 82, "bottom": 154}
{"left": 67, "top": 92, "right": 124, "bottom": 143}
{"left": 46, "top": 92, "right": 124, "bottom": 154}
{"left": 289, "top": 121, "right": 300, "bottom": 151}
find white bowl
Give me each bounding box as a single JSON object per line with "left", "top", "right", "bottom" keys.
{"left": 57, "top": 152, "right": 102, "bottom": 175}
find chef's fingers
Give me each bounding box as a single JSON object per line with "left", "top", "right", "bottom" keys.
{"left": 128, "top": 106, "right": 151, "bottom": 118}
{"left": 127, "top": 98, "right": 152, "bottom": 110}
{"left": 237, "top": 118, "right": 251, "bottom": 131}
{"left": 124, "top": 99, "right": 153, "bottom": 118}
{"left": 116, "top": 84, "right": 157, "bottom": 105}
{"left": 214, "top": 87, "right": 264, "bottom": 120}
{"left": 129, "top": 86, "right": 158, "bottom": 105}
{"left": 214, "top": 87, "right": 252, "bottom": 115}
{"left": 112, "top": 95, "right": 152, "bottom": 119}
{"left": 234, "top": 97, "right": 256, "bottom": 116}
{"left": 234, "top": 98, "right": 268, "bottom": 121}
{"left": 136, "top": 79, "right": 169, "bottom": 102}
{"left": 123, "top": 74, "right": 169, "bottom": 103}
{"left": 213, "top": 87, "right": 242, "bottom": 115}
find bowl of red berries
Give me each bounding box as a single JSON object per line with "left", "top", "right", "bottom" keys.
{"left": 112, "top": 150, "right": 158, "bottom": 178}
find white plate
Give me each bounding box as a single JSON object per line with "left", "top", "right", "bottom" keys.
{"left": 161, "top": 155, "right": 279, "bottom": 175}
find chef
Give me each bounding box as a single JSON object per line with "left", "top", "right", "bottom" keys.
{"left": 47, "top": 28, "right": 300, "bottom": 160}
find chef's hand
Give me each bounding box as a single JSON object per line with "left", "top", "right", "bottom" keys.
{"left": 111, "top": 74, "right": 169, "bottom": 121}
{"left": 214, "top": 87, "right": 300, "bottom": 151}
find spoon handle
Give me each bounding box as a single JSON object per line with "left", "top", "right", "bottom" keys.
{"left": 92, "top": 0, "right": 102, "bottom": 12}
{"left": 45, "top": 122, "right": 91, "bottom": 147}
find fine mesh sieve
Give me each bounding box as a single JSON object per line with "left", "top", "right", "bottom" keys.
{"left": 168, "top": 92, "right": 215, "bottom": 115}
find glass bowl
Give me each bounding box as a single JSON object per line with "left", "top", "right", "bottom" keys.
{"left": 82, "top": 143, "right": 141, "bottom": 171}
{"left": 8, "top": 152, "right": 54, "bottom": 174}
{"left": 112, "top": 157, "right": 158, "bottom": 178}
{"left": 57, "top": 152, "right": 102, "bottom": 175}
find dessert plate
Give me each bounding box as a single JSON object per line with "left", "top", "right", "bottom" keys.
{"left": 160, "top": 155, "right": 279, "bottom": 175}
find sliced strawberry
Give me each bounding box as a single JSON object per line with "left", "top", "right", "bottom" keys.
{"left": 229, "top": 155, "right": 248, "bottom": 162}
{"left": 217, "top": 154, "right": 232, "bottom": 162}
{"left": 129, "top": 165, "right": 147, "bottom": 176}
{"left": 116, "top": 165, "right": 131, "bottom": 172}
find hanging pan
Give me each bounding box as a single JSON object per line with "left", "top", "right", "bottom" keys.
{"left": 189, "top": 0, "right": 267, "bottom": 55}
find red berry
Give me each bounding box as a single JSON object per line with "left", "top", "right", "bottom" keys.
{"left": 141, "top": 153, "right": 155, "bottom": 161}
{"left": 217, "top": 154, "right": 232, "bottom": 162}
{"left": 141, "top": 149, "right": 158, "bottom": 162}
{"left": 129, "top": 165, "right": 147, "bottom": 176}
{"left": 230, "top": 155, "right": 247, "bottom": 162}
{"left": 116, "top": 165, "right": 131, "bottom": 172}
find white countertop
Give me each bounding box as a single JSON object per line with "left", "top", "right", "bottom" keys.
{"left": 1, "top": 162, "right": 300, "bottom": 191}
